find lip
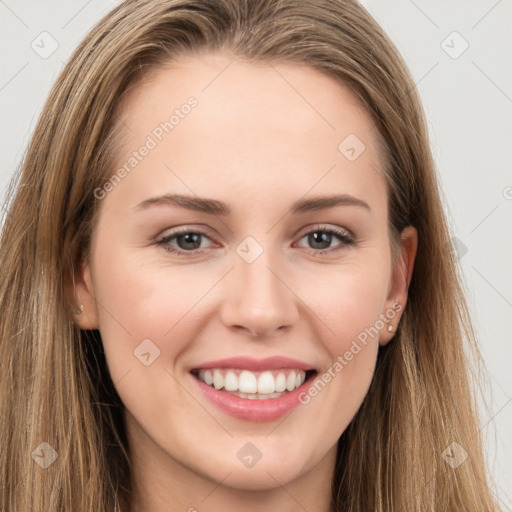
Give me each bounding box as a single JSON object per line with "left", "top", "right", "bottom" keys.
{"left": 189, "top": 370, "right": 317, "bottom": 422}
{"left": 189, "top": 355, "right": 316, "bottom": 372}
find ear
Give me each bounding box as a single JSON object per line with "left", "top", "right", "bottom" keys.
{"left": 66, "top": 249, "right": 100, "bottom": 331}
{"left": 74, "top": 260, "right": 100, "bottom": 330}
{"left": 379, "top": 225, "right": 418, "bottom": 346}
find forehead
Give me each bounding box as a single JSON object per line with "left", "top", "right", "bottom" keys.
{"left": 109, "top": 54, "right": 387, "bottom": 212}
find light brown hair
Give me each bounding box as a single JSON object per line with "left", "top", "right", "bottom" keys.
{"left": 0, "top": 0, "right": 500, "bottom": 510}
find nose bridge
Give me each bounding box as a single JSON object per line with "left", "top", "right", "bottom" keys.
{"left": 220, "top": 236, "right": 299, "bottom": 336}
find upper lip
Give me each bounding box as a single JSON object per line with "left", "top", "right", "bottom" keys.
{"left": 189, "top": 356, "right": 316, "bottom": 372}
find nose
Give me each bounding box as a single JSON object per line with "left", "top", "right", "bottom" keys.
{"left": 219, "top": 250, "right": 300, "bottom": 338}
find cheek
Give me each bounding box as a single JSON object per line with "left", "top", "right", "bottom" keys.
{"left": 90, "top": 248, "right": 207, "bottom": 430}
{"left": 266, "top": 254, "right": 386, "bottom": 399}
{"left": 294, "top": 257, "right": 389, "bottom": 406}
{"left": 299, "top": 259, "right": 390, "bottom": 353}
{"left": 91, "top": 242, "right": 213, "bottom": 378}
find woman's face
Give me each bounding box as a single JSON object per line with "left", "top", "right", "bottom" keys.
{"left": 75, "top": 54, "right": 416, "bottom": 501}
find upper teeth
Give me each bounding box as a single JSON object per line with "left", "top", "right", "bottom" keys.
{"left": 196, "top": 369, "right": 307, "bottom": 394}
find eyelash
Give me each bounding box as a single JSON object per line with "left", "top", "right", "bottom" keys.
{"left": 156, "top": 224, "right": 356, "bottom": 257}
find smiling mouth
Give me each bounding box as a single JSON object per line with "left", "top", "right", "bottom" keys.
{"left": 190, "top": 368, "right": 317, "bottom": 400}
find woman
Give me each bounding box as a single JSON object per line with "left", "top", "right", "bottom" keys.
{"left": 0, "top": 0, "right": 501, "bottom": 510}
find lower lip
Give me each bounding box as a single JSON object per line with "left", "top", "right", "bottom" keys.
{"left": 190, "top": 372, "right": 316, "bottom": 422}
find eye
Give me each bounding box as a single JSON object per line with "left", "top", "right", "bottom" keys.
{"left": 156, "top": 227, "right": 216, "bottom": 256}
{"left": 156, "top": 224, "right": 356, "bottom": 257}
{"left": 295, "top": 224, "right": 355, "bottom": 255}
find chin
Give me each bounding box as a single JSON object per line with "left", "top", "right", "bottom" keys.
{"left": 197, "top": 450, "right": 311, "bottom": 490}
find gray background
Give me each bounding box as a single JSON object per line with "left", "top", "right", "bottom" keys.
{"left": 1, "top": 0, "right": 511, "bottom": 508}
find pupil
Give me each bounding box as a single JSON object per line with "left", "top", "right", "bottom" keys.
{"left": 179, "top": 233, "right": 201, "bottom": 250}
{"left": 309, "top": 231, "right": 331, "bottom": 249}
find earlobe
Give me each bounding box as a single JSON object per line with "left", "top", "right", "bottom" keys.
{"left": 379, "top": 225, "right": 418, "bottom": 346}
{"left": 379, "top": 298, "right": 402, "bottom": 346}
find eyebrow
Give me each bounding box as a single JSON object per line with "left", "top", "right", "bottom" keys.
{"left": 133, "top": 193, "right": 371, "bottom": 215}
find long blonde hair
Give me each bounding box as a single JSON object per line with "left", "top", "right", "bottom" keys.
{"left": 0, "top": 0, "right": 500, "bottom": 510}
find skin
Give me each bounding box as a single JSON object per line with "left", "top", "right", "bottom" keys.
{"left": 73, "top": 53, "right": 417, "bottom": 512}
